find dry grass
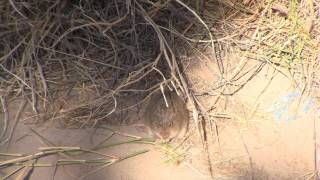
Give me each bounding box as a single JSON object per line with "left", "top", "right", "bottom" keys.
{"left": 1, "top": 0, "right": 320, "bottom": 179}
{"left": 0, "top": 0, "right": 208, "bottom": 127}
{"left": 0, "top": 0, "right": 221, "bottom": 178}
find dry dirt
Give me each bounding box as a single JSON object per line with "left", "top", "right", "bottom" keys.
{"left": 1, "top": 53, "right": 319, "bottom": 180}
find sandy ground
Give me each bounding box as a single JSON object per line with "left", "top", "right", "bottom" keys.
{"left": 1, "top": 54, "right": 320, "bottom": 180}
{"left": 1, "top": 122, "right": 206, "bottom": 180}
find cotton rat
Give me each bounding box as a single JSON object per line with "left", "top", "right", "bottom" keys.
{"left": 142, "top": 90, "right": 189, "bottom": 140}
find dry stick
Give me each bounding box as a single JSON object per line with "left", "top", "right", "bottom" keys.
{"left": 223, "top": 62, "right": 266, "bottom": 96}
{"left": 227, "top": 2, "right": 269, "bottom": 87}
{"left": 35, "top": 58, "right": 48, "bottom": 108}
{"left": 50, "top": 15, "right": 129, "bottom": 48}
{"left": 175, "top": 0, "right": 224, "bottom": 75}
{"left": 231, "top": 62, "right": 264, "bottom": 82}
{"left": 47, "top": 81, "right": 77, "bottom": 125}
{"left": 159, "top": 25, "right": 237, "bottom": 43}
{"left": 148, "top": 0, "right": 171, "bottom": 18}
{"left": 0, "top": 146, "right": 119, "bottom": 168}
{"left": 244, "top": 55, "right": 290, "bottom": 79}
{"left": 29, "top": 128, "right": 59, "bottom": 147}
{"left": 92, "top": 94, "right": 117, "bottom": 125}
{"left": 27, "top": 129, "right": 86, "bottom": 161}
{"left": 28, "top": 67, "right": 39, "bottom": 115}
{"left": 8, "top": 0, "right": 27, "bottom": 19}
{"left": 36, "top": 46, "right": 125, "bottom": 70}
{"left": 0, "top": 151, "right": 54, "bottom": 167}
{"left": 73, "top": 60, "right": 101, "bottom": 96}
{"left": 252, "top": 68, "right": 278, "bottom": 113}
{"left": 314, "top": 113, "right": 320, "bottom": 180}
{"left": 1, "top": 166, "right": 24, "bottom": 180}
{"left": 0, "top": 39, "right": 25, "bottom": 63}
{"left": 79, "top": 150, "right": 149, "bottom": 180}
{"left": 0, "top": 153, "right": 23, "bottom": 157}
{"left": 13, "top": 160, "right": 37, "bottom": 180}
{"left": 51, "top": 161, "right": 58, "bottom": 180}
{"left": 205, "top": 62, "right": 266, "bottom": 98}
{"left": 39, "top": 147, "right": 117, "bottom": 159}
{"left": 28, "top": 135, "right": 117, "bottom": 161}
{"left": 0, "top": 96, "right": 9, "bottom": 143}
{"left": 45, "top": 0, "right": 61, "bottom": 15}
{"left": 0, "top": 64, "right": 32, "bottom": 90}
{"left": 92, "top": 132, "right": 115, "bottom": 150}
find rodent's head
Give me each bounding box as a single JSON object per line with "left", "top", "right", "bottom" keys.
{"left": 160, "top": 130, "right": 170, "bottom": 140}
{"left": 153, "top": 121, "right": 188, "bottom": 140}
{"left": 152, "top": 120, "right": 175, "bottom": 140}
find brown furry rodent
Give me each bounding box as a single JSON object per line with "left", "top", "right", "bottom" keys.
{"left": 142, "top": 90, "right": 189, "bottom": 140}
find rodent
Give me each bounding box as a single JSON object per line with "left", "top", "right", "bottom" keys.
{"left": 142, "top": 90, "right": 189, "bottom": 141}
